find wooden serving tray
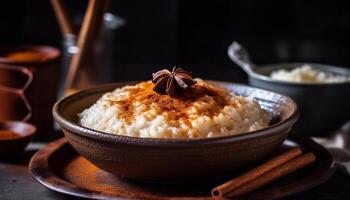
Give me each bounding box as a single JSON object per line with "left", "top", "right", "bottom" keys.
{"left": 29, "top": 134, "right": 335, "bottom": 200}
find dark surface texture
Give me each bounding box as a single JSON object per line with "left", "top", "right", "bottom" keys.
{"left": 0, "top": 137, "right": 349, "bottom": 200}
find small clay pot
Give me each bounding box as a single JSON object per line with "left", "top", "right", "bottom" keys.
{"left": 0, "top": 121, "right": 36, "bottom": 157}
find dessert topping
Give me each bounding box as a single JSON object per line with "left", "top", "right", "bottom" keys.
{"left": 152, "top": 67, "right": 196, "bottom": 96}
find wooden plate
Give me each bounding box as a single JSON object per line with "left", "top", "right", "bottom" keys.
{"left": 29, "top": 134, "right": 335, "bottom": 200}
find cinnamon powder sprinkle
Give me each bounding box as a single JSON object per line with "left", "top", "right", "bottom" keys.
{"left": 79, "top": 79, "right": 271, "bottom": 139}
{"left": 107, "top": 81, "right": 231, "bottom": 125}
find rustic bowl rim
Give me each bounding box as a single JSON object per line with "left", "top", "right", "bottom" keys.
{"left": 53, "top": 81, "right": 298, "bottom": 146}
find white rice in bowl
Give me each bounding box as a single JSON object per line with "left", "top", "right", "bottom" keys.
{"left": 270, "top": 65, "right": 350, "bottom": 83}
{"left": 79, "top": 80, "right": 271, "bottom": 139}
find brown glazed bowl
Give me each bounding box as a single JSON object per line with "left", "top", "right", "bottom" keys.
{"left": 53, "top": 81, "right": 298, "bottom": 182}
{"left": 0, "top": 121, "right": 36, "bottom": 157}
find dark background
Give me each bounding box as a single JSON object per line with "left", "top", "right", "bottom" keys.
{"left": 1, "top": 0, "right": 350, "bottom": 84}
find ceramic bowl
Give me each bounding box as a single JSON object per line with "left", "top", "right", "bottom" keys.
{"left": 248, "top": 63, "right": 350, "bottom": 136}
{"left": 53, "top": 81, "right": 298, "bottom": 182}
{"left": 0, "top": 121, "right": 36, "bottom": 157}
{"left": 227, "top": 42, "right": 350, "bottom": 136}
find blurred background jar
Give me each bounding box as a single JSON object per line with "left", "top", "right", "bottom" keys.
{"left": 58, "top": 12, "right": 125, "bottom": 96}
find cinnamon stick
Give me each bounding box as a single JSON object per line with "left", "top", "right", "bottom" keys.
{"left": 50, "top": 0, "right": 75, "bottom": 35}
{"left": 64, "top": 0, "right": 107, "bottom": 94}
{"left": 212, "top": 152, "right": 316, "bottom": 198}
{"left": 212, "top": 147, "right": 302, "bottom": 197}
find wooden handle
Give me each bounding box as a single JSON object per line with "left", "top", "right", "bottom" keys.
{"left": 50, "top": 0, "right": 75, "bottom": 35}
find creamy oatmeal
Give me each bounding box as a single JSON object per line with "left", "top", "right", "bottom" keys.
{"left": 79, "top": 80, "right": 270, "bottom": 139}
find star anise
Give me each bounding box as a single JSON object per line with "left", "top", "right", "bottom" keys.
{"left": 152, "top": 67, "right": 197, "bottom": 96}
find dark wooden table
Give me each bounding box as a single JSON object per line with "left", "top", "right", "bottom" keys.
{"left": 1, "top": 138, "right": 350, "bottom": 200}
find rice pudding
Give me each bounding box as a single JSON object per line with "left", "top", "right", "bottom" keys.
{"left": 79, "top": 79, "right": 270, "bottom": 139}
